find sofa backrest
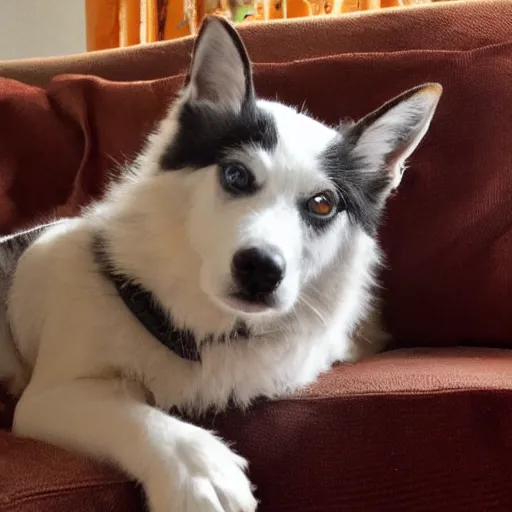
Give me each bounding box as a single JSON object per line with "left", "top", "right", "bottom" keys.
{"left": 1, "top": 0, "right": 511, "bottom": 349}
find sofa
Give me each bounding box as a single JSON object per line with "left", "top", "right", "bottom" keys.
{"left": 1, "top": 1, "right": 512, "bottom": 510}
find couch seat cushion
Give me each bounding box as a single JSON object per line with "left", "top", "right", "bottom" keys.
{"left": 2, "top": 348, "right": 512, "bottom": 511}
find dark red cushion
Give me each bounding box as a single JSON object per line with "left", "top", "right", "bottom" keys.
{"left": 4, "top": 348, "right": 512, "bottom": 511}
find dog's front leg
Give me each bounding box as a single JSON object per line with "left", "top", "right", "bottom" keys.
{"left": 13, "top": 378, "right": 257, "bottom": 512}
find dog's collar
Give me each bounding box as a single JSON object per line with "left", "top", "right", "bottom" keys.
{"left": 92, "top": 237, "right": 202, "bottom": 362}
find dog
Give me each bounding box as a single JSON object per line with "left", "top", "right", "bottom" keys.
{"left": 0, "top": 16, "right": 441, "bottom": 512}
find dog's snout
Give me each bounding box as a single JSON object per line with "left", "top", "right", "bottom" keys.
{"left": 232, "top": 246, "right": 285, "bottom": 297}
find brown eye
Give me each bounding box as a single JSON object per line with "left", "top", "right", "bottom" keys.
{"left": 307, "top": 192, "right": 336, "bottom": 217}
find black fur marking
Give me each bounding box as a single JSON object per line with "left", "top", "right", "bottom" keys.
{"left": 93, "top": 236, "right": 250, "bottom": 363}
{"left": 319, "top": 129, "right": 391, "bottom": 236}
{"left": 160, "top": 101, "right": 278, "bottom": 171}
{"left": 161, "top": 16, "right": 277, "bottom": 173}
{"left": 318, "top": 84, "right": 440, "bottom": 235}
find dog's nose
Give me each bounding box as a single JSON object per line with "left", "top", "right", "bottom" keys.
{"left": 232, "top": 246, "right": 285, "bottom": 297}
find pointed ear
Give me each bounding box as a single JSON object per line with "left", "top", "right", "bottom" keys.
{"left": 183, "top": 16, "right": 254, "bottom": 111}
{"left": 350, "top": 83, "right": 442, "bottom": 189}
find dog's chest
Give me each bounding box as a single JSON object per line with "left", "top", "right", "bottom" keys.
{"left": 146, "top": 325, "right": 348, "bottom": 413}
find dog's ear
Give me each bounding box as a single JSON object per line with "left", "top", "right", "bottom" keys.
{"left": 183, "top": 16, "right": 254, "bottom": 111}
{"left": 350, "top": 83, "right": 442, "bottom": 189}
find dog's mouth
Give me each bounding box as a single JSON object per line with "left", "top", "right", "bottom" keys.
{"left": 220, "top": 290, "right": 277, "bottom": 315}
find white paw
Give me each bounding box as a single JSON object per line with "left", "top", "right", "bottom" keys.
{"left": 147, "top": 427, "right": 258, "bottom": 512}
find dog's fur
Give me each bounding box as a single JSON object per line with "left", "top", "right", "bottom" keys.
{"left": 0, "top": 17, "right": 441, "bottom": 512}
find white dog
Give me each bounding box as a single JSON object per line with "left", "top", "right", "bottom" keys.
{"left": 0, "top": 16, "right": 441, "bottom": 512}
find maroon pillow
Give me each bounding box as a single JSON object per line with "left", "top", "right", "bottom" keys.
{"left": 0, "top": 41, "right": 511, "bottom": 349}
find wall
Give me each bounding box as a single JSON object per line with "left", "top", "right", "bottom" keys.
{"left": 0, "top": 0, "right": 86, "bottom": 61}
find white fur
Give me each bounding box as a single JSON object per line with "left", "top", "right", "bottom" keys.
{"left": 1, "top": 18, "right": 441, "bottom": 512}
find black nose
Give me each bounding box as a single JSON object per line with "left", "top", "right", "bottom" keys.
{"left": 231, "top": 246, "right": 286, "bottom": 298}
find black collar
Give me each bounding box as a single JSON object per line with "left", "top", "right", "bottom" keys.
{"left": 93, "top": 237, "right": 202, "bottom": 362}
{"left": 92, "top": 237, "right": 250, "bottom": 363}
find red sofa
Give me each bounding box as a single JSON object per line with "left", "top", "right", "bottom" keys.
{"left": 2, "top": 1, "right": 512, "bottom": 510}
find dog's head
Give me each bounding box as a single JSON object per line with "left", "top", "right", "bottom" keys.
{"left": 142, "top": 16, "right": 441, "bottom": 319}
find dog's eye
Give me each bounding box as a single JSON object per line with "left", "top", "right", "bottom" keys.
{"left": 220, "top": 164, "right": 255, "bottom": 196}
{"left": 306, "top": 192, "right": 336, "bottom": 217}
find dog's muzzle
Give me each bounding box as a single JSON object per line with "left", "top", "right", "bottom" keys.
{"left": 231, "top": 245, "right": 285, "bottom": 303}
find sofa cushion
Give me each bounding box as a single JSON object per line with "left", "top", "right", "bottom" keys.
{"left": 1, "top": 35, "right": 512, "bottom": 348}
{"left": 3, "top": 348, "right": 512, "bottom": 511}
{"left": 0, "top": 432, "right": 141, "bottom": 512}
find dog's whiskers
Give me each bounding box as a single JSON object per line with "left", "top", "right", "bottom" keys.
{"left": 298, "top": 294, "right": 327, "bottom": 326}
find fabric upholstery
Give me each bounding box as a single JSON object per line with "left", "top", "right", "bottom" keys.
{"left": 1, "top": 1, "right": 512, "bottom": 511}
{"left": 4, "top": 348, "right": 512, "bottom": 511}
{"left": 1, "top": 0, "right": 512, "bottom": 86}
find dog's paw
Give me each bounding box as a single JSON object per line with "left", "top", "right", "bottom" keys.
{"left": 147, "top": 427, "right": 257, "bottom": 512}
